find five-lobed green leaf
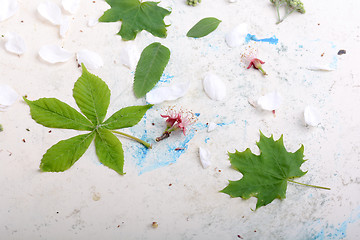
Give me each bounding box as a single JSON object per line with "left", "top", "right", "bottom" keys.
{"left": 24, "top": 64, "right": 151, "bottom": 175}
{"left": 99, "top": 0, "right": 171, "bottom": 41}
{"left": 221, "top": 132, "right": 306, "bottom": 209}
{"left": 186, "top": 17, "right": 221, "bottom": 38}
{"left": 134, "top": 42, "right": 170, "bottom": 98}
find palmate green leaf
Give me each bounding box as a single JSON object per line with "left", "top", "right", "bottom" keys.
{"left": 221, "top": 132, "right": 307, "bottom": 209}
{"left": 95, "top": 128, "right": 124, "bottom": 175}
{"left": 23, "top": 97, "right": 93, "bottom": 131}
{"left": 98, "top": 0, "right": 171, "bottom": 41}
{"left": 40, "top": 132, "right": 95, "bottom": 172}
{"left": 186, "top": 17, "right": 221, "bottom": 38}
{"left": 73, "top": 64, "right": 110, "bottom": 125}
{"left": 134, "top": 42, "right": 170, "bottom": 98}
{"left": 24, "top": 64, "right": 152, "bottom": 175}
{"left": 102, "top": 105, "right": 153, "bottom": 130}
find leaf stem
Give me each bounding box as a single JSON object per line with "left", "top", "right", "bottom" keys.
{"left": 288, "top": 179, "right": 330, "bottom": 190}
{"left": 111, "top": 130, "right": 152, "bottom": 149}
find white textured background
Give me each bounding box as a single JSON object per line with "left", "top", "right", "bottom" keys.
{"left": 0, "top": 0, "right": 359, "bottom": 239}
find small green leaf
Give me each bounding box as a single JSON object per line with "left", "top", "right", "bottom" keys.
{"left": 221, "top": 132, "right": 307, "bottom": 209}
{"left": 40, "top": 132, "right": 95, "bottom": 172}
{"left": 102, "top": 105, "right": 153, "bottom": 130}
{"left": 73, "top": 64, "right": 110, "bottom": 125}
{"left": 134, "top": 43, "right": 170, "bottom": 98}
{"left": 23, "top": 97, "right": 93, "bottom": 131}
{"left": 186, "top": 17, "right": 221, "bottom": 38}
{"left": 99, "top": 0, "right": 171, "bottom": 41}
{"left": 95, "top": 128, "right": 125, "bottom": 175}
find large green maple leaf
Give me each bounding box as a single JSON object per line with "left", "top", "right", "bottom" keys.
{"left": 24, "top": 64, "right": 152, "bottom": 175}
{"left": 221, "top": 132, "right": 329, "bottom": 209}
{"left": 99, "top": 0, "right": 171, "bottom": 41}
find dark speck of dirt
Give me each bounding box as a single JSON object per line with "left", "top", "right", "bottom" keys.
{"left": 338, "top": 50, "right": 346, "bottom": 55}
{"left": 22, "top": 139, "right": 26, "bottom": 143}
{"left": 169, "top": 183, "right": 172, "bottom": 186}
{"left": 26, "top": 128, "right": 30, "bottom": 131}
{"left": 152, "top": 123, "right": 155, "bottom": 126}
{"left": 49, "top": 130, "right": 52, "bottom": 133}
{"left": 237, "top": 235, "right": 243, "bottom": 239}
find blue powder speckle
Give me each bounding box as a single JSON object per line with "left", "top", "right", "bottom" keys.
{"left": 299, "top": 45, "right": 304, "bottom": 48}
{"left": 216, "top": 120, "right": 235, "bottom": 127}
{"left": 309, "top": 206, "right": 360, "bottom": 240}
{"left": 245, "top": 34, "right": 278, "bottom": 45}
{"left": 205, "top": 137, "right": 210, "bottom": 143}
{"left": 159, "top": 73, "right": 174, "bottom": 84}
{"left": 195, "top": 113, "right": 200, "bottom": 117}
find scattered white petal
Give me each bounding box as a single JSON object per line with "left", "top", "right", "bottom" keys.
{"left": 4, "top": 32, "right": 26, "bottom": 55}
{"left": 59, "top": 16, "right": 70, "bottom": 38}
{"left": 304, "top": 106, "right": 320, "bottom": 127}
{"left": 307, "top": 65, "right": 335, "bottom": 71}
{"left": 119, "top": 44, "right": 140, "bottom": 71}
{"left": 203, "top": 73, "right": 227, "bottom": 101}
{"left": 77, "top": 49, "right": 104, "bottom": 70}
{"left": 199, "top": 147, "right": 211, "bottom": 169}
{"left": 146, "top": 81, "right": 189, "bottom": 104}
{"left": 257, "top": 91, "right": 282, "bottom": 111}
{"left": 207, "top": 122, "right": 217, "bottom": 132}
{"left": 38, "top": 2, "right": 63, "bottom": 25}
{"left": 62, "top": 0, "right": 80, "bottom": 14}
{"left": 225, "top": 23, "right": 248, "bottom": 48}
{"left": 0, "top": 84, "right": 18, "bottom": 110}
{"left": 88, "top": 18, "right": 98, "bottom": 27}
{"left": 39, "top": 45, "right": 73, "bottom": 63}
{"left": 0, "top": 0, "right": 18, "bottom": 22}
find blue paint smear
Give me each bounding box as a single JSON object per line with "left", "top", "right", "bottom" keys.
{"left": 310, "top": 206, "right": 360, "bottom": 240}
{"left": 134, "top": 122, "right": 207, "bottom": 175}
{"left": 216, "top": 120, "right": 235, "bottom": 127}
{"left": 205, "top": 137, "right": 210, "bottom": 143}
{"left": 159, "top": 73, "right": 174, "bottom": 84}
{"left": 245, "top": 34, "right": 278, "bottom": 45}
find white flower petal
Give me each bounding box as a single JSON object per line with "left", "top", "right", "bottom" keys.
{"left": 207, "top": 122, "right": 218, "bottom": 132}
{"left": 38, "top": 2, "right": 63, "bottom": 25}
{"left": 62, "top": 0, "right": 80, "bottom": 14}
{"left": 257, "top": 91, "right": 282, "bottom": 111}
{"left": 146, "top": 81, "right": 189, "bottom": 104}
{"left": 4, "top": 32, "right": 26, "bottom": 55}
{"left": 0, "top": 0, "right": 18, "bottom": 22}
{"left": 39, "top": 45, "right": 73, "bottom": 63}
{"left": 199, "top": 147, "right": 211, "bottom": 169}
{"left": 304, "top": 106, "right": 320, "bottom": 127}
{"left": 0, "top": 84, "right": 18, "bottom": 110}
{"left": 87, "top": 18, "right": 98, "bottom": 27}
{"left": 60, "top": 16, "right": 70, "bottom": 38}
{"left": 225, "top": 23, "right": 248, "bottom": 48}
{"left": 203, "top": 73, "right": 227, "bottom": 101}
{"left": 119, "top": 44, "right": 140, "bottom": 71}
{"left": 77, "top": 49, "right": 103, "bottom": 70}
{"left": 307, "top": 65, "right": 335, "bottom": 71}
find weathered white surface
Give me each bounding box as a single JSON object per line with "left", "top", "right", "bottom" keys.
{"left": 0, "top": 0, "right": 359, "bottom": 239}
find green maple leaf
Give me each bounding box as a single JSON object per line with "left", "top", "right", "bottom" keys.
{"left": 99, "top": 0, "right": 171, "bottom": 41}
{"left": 24, "top": 64, "right": 152, "bottom": 175}
{"left": 221, "top": 132, "right": 330, "bottom": 209}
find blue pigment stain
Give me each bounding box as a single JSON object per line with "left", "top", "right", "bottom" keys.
{"left": 205, "top": 137, "right": 210, "bottom": 143}
{"left": 299, "top": 45, "right": 304, "bottom": 48}
{"left": 245, "top": 34, "right": 278, "bottom": 45}
{"left": 159, "top": 73, "right": 174, "bottom": 84}
{"left": 310, "top": 206, "right": 360, "bottom": 240}
{"left": 216, "top": 120, "right": 235, "bottom": 127}
{"left": 195, "top": 113, "right": 200, "bottom": 117}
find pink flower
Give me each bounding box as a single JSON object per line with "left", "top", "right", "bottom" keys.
{"left": 157, "top": 107, "right": 197, "bottom": 142}
{"left": 241, "top": 46, "right": 267, "bottom": 75}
